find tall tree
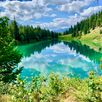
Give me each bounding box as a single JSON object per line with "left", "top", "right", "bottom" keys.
{"left": 0, "top": 17, "right": 22, "bottom": 82}
{"left": 11, "top": 18, "right": 20, "bottom": 41}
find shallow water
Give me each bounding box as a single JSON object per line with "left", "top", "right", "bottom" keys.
{"left": 17, "top": 40, "right": 102, "bottom": 79}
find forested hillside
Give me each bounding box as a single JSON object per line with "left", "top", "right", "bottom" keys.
{"left": 64, "top": 11, "right": 102, "bottom": 37}
{"left": 9, "top": 19, "right": 58, "bottom": 43}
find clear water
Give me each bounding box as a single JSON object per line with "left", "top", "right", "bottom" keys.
{"left": 17, "top": 40, "right": 102, "bottom": 79}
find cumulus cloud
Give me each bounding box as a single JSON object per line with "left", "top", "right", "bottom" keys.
{"left": 0, "top": 0, "right": 102, "bottom": 31}
{"left": 0, "top": 0, "right": 52, "bottom": 20}
{"left": 58, "top": 0, "right": 95, "bottom": 13}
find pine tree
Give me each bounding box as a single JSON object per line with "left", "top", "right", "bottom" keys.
{"left": 14, "top": 19, "right": 20, "bottom": 41}
{"left": 10, "top": 18, "right": 20, "bottom": 41}
{"left": 0, "top": 17, "right": 22, "bottom": 82}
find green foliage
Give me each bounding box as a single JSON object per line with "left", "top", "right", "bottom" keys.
{"left": 0, "top": 17, "right": 22, "bottom": 82}
{"left": 0, "top": 81, "right": 10, "bottom": 94}
{"left": 87, "top": 71, "right": 102, "bottom": 102}
{"left": 0, "top": 74, "right": 70, "bottom": 102}
{"left": 100, "top": 59, "right": 102, "bottom": 70}
{"left": 9, "top": 20, "right": 59, "bottom": 43}
{"left": 10, "top": 18, "right": 20, "bottom": 41}
{"left": 100, "top": 29, "right": 102, "bottom": 34}
{"left": 0, "top": 73, "right": 102, "bottom": 102}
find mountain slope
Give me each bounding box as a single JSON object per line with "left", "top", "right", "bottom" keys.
{"left": 59, "top": 27, "right": 102, "bottom": 52}
{"left": 79, "top": 27, "right": 102, "bottom": 52}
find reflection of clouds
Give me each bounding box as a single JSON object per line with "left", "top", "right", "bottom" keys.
{"left": 49, "top": 42, "right": 71, "bottom": 53}
{"left": 19, "top": 42, "right": 101, "bottom": 78}
{"left": 33, "top": 53, "right": 44, "bottom": 59}
{"left": 78, "top": 54, "right": 91, "bottom": 62}
{"left": 45, "top": 54, "right": 56, "bottom": 57}
{"left": 58, "top": 58, "right": 94, "bottom": 71}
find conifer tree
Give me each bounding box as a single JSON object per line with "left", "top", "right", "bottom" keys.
{"left": 0, "top": 17, "right": 22, "bottom": 82}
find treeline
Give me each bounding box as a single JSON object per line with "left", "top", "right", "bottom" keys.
{"left": 9, "top": 19, "right": 59, "bottom": 43}
{"left": 64, "top": 11, "right": 102, "bottom": 37}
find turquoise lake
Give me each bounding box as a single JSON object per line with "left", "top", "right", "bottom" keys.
{"left": 17, "top": 40, "right": 102, "bottom": 79}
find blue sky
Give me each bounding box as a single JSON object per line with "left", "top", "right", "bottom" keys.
{"left": 0, "top": 0, "right": 102, "bottom": 32}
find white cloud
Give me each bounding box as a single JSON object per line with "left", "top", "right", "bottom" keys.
{"left": 0, "top": 0, "right": 52, "bottom": 20}
{"left": 0, "top": 0, "right": 96, "bottom": 21}
{"left": 0, "top": 0, "right": 102, "bottom": 31}
{"left": 81, "top": 6, "right": 102, "bottom": 17}
{"left": 50, "top": 14, "right": 57, "bottom": 17}
{"left": 44, "top": 0, "right": 71, "bottom": 5}
{"left": 32, "top": 14, "right": 84, "bottom": 30}
{"left": 58, "top": 0, "right": 95, "bottom": 13}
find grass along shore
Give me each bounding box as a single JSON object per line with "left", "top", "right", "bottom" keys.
{"left": 59, "top": 27, "right": 102, "bottom": 52}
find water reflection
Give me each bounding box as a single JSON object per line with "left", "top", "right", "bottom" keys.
{"left": 18, "top": 40, "right": 59, "bottom": 57}
{"left": 18, "top": 40, "right": 102, "bottom": 79}
{"left": 64, "top": 41, "right": 102, "bottom": 64}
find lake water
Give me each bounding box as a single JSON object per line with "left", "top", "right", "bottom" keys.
{"left": 18, "top": 40, "right": 102, "bottom": 79}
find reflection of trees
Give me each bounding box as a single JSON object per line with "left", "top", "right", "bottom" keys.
{"left": 64, "top": 41, "right": 102, "bottom": 63}
{"left": 19, "top": 40, "right": 59, "bottom": 56}
{"left": 19, "top": 40, "right": 102, "bottom": 63}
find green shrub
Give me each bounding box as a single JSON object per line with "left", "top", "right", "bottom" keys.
{"left": 0, "top": 73, "right": 102, "bottom": 102}
{"left": 100, "top": 29, "right": 102, "bottom": 34}
{"left": 87, "top": 71, "right": 102, "bottom": 102}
